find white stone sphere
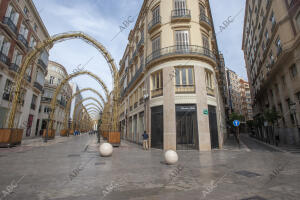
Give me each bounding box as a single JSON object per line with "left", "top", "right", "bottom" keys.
{"left": 164, "top": 150, "right": 178, "bottom": 165}
{"left": 99, "top": 143, "right": 113, "bottom": 157}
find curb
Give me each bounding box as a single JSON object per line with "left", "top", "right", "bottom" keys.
{"left": 242, "top": 134, "right": 288, "bottom": 153}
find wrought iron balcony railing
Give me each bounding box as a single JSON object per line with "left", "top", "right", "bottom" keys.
{"left": 137, "top": 37, "right": 144, "bottom": 50}
{"left": 26, "top": 75, "right": 31, "bottom": 83}
{"left": 127, "top": 63, "right": 144, "bottom": 90}
{"left": 139, "top": 97, "right": 144, "bottom": 105}
{"left": 34, "top": 81, "right": 43, "bottom": 91}
{"left": 9, "top": 63, "right": 20, "bottom": 72}
{"left": 199, "top": 14, "right": 211, "bottom": 26}
{"left": 18, "top": 34, "right": 28, "bottom": 48}
{"left": 3, "top": 17, "right": 17, "bottom": 34}
{"left": 38, "top": 59, "right": 47, "bottom": 71}
{"left": 146, "top": 45, "right": 216, "bottom": 65}
{"left": 0, "top": 51, "right": 10, "bottom": 66}
{"left": 171, "top": 9, "right": 191, "bottom": 19}
{"left": 148, "top": 16, "right": 161, "bottom": 32}
{"left": 134, "top": 102, "right": 138, "bottom": 108}
{"left": 41, "top": 97, "right": 52, "bottom": 102}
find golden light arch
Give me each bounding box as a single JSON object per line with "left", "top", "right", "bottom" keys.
{"left": 84, "top": 103, "right": 102, "bottom": 112}
{"left": 63, "top": 87, "right": 105, "bottom": 129}
{"left": 7, "top": 31, "right": 118, "bottom": 129}
{"left": 72, "top": 97, "right": 103, "bottom": 130}
{"left": 49, "top": 71, "right": 109, "bottom": 130}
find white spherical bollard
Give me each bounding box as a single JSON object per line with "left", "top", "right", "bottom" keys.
{"left": 99, "top": 143, "right": 113, "bottom": 157}
{"left": 164, "top": 150, "right": 178, "bottom": 165}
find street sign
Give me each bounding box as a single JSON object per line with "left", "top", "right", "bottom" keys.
{"left": 203, "top": 109, "right": 208, "bottom": 115}
{"left": 233, "top": 120, "right": 240, "bottom": 127}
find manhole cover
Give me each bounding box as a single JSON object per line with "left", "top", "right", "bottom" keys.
{"left": 68, "top": 154, "right": 80, "bottom": 157}
{"left": 235, "top": 170, "right": 261, "bottom": 178}
{"left": 95, "top": 162, "right": 106, "bottom": 165}
{"left": 240, "top": 196, "right": 267, "bottom": 200}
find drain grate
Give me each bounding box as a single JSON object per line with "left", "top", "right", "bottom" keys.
{"left": 235, "top": 170, "right": 261, "bottom": 178}
{"left": 240, "top": 196, "right": 267, "bottom": 200}
{"left": 95, "top": 162, "right": 106, "bottom": 165}
{"left": 68, "top": 154, "right": 80, "bottom": 157}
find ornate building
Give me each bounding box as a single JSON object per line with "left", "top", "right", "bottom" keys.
{"left": 0, "top": 0, "right": 49, "bottom": 137}
{"left": 242, "top": 0, "right": 300, "bottom": 144}
{"left": 118, "top": 0, "right": 227, "bottom": 151}
{"left": 37, "top": 61, "right": 72, "bottom": 136}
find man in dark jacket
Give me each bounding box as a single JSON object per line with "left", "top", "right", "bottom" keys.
{"left": 142, "top": 131, "right": 149, "bottom": 150}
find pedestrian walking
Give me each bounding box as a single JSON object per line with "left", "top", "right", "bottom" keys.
{"left": 142, "top": 131, "right": 149, "bottom": 150}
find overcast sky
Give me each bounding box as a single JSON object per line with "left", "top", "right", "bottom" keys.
{"left": 32, "top": 0, "right": 246, "bottom": 110}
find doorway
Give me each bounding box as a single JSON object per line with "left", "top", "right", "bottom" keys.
{"left": 151, "top": 106, "right": 163, "bottom": 149}
{"left": 208, "top": 105, "right": 219, "bottom": 149}
{"left": 26, "top": 115, "right": 33, "bottom": 137}
{"left": 176, "top": 104, "right": 199, "bottom": 150}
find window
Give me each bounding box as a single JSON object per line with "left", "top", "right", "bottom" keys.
{"left": 205, "top": 70, "right": 214, "bottom": 89}
{"left": 151, "top": 70, "right": 163, "bottom": 97}
{"left": 289, "top": 64, "right": 298, "bottom": 78}
{"left": 152, "top": 6, "right": 160, "bottom": 23}
{"left": 269, "top": 51, "right": 274, "bottom": 65}
{"left": 174, "top": 0, "right": 186, "bottom": 12}
{"left": 0, "top": 35, "right": 11, "bottom": 57}
{"left": 49, "top": 76, "right": 55, "bottom": 84}
{"left": 29, "top": 36, "right": 36, "bottom": 48}
{"left": 152, "top": 36, "right": 160, "bottom": 58}
{"left": 11, "top": 49, "right": 23, "bottom": 67}
{"left": 19, "top": 23, "right": 29, "bottom": 40}
{"left": 34, "top": 23, "right": 38, "bottom": 32}
{"left": 23, "top": 6, "right": 29, "bottom": 16}
{"left": 200, "top": 3, "right": 206, "bottom": 16}
{"left": 5, "top": 4, "right": 19, "bottom": 25}
{"left": 276, "top": 37, "right": 282, "bottom": 56}
{"left": 3, "top": 79, "right": 13, "bottom": 100}
{"left": 175, "top": 30, "right": 189, "bottom": 50}
{"left": 175, "top": 67, "right": 194, "bottom": 93}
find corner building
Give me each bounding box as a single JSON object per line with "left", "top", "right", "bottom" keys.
{"left": 119, "top": 0, "right": 227, "bottom": 151}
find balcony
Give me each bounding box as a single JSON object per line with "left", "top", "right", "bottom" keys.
{"left": 151, "top": 88, "right": 163, "bottom": 98}
{"left": 17, "top": 34, "right": 28, "bottom": 48}
{"left": 137, "top": 37, "right": 144, "bottom": 50}
{"left": 148, "top": 16, "right": 161, "bottom": 33}
{"left": 206, "top": 87, "right": 215, "bottom": 97}
{"left": 199, "top": 14, "right": 212, "bottom": 30}
{"left": 2, "top": 92, "right": 10, "bottom": 101}
{"left": 134, "top": 102, "right": 138, "bottom": 108}
{"left": 38, "top": 59, "right": 47, "bottom": 71}
{"left": 127, "top": 63, "right": 144, "bottom": 91}
{"left": 0, "top": 52, "right": 10, "bottom": 66}
{"left": 175, "top": 85, "right": 195, "bottom": 94}
{"left": 25, "top": 75, "right": 31, "bottom": 83}
{"left": 41, "top": 97, "right": 52, "bottom": 102}
{"left": 9, "top": 63, "right": 20, "bottom": 73}
{"left": 31, "top": 103, "right": 36, "bottom": 110}
{"left": 146, "top": 45, "right": 216, "bottom": 66}
{"left": 171, "top": 9, "right": 191, "bottom": 22}
{"left": 3, "top": 17, "right": 17, "bottom": 34}
{"left": 130, "top": 106, "right": 133, "bottom": 111}
{"left": 34, "top": 82, "right": 43, "bottom": 91}
{"left": 139, "top": 97, "right": 144, "bottom": 105}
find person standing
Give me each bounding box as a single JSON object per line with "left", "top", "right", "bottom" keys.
{"left": 142, "top": 131, "right": 149, "bottom": 150}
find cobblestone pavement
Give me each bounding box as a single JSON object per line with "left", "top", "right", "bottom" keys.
{"left": 0, "top": 134, "right": 299, "bottom": 200}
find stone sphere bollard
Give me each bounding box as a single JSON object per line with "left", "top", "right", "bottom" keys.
{"left": 99, "top": 143, "right": 113, "bottom": 157}
{"left": 164, "top": 150, "right": 178, "bottom": 165}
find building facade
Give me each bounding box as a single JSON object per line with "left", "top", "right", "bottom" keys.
{"left": 242, "top": 0, "right": 300, "bottom": 144}
{"left": 225, "top": 68, "right": 253, "bottom": 121}
{"left": 118, "top": 0, "right": 227, "bottom": 151}
{"left": 0, "top": 0, "right": 49, "bottom": 137}
{"left": 37, "top": 61, "right": 72, "bottom": 136}
{"left": 69, "top": 82, "right": 83, "bottom": 130}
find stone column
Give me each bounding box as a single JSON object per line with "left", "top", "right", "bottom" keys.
{"left": 195, "top": 66, "right": 211, "bottom": 151}
{"left": 163, "top": 67, "right": 176, "bottom": 150}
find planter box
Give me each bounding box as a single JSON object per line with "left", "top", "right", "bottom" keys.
{"left": 0, "top": 129, "right": 23, "bottom": 147}
{"left": 60, "top": 129, "right": 69, "bottom": 137}
{"left": 42, "top": 129, "right": 55, "bottom": 140}
{"left": 102, "top": 131, "right": 109, "bottom": 139}
{"left": 108, "top": 132, "right": 121, "bottom": 147}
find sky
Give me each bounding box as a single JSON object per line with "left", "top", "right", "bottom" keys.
{"left": 32, "top": 0, "right": 247, "bottom": 112}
